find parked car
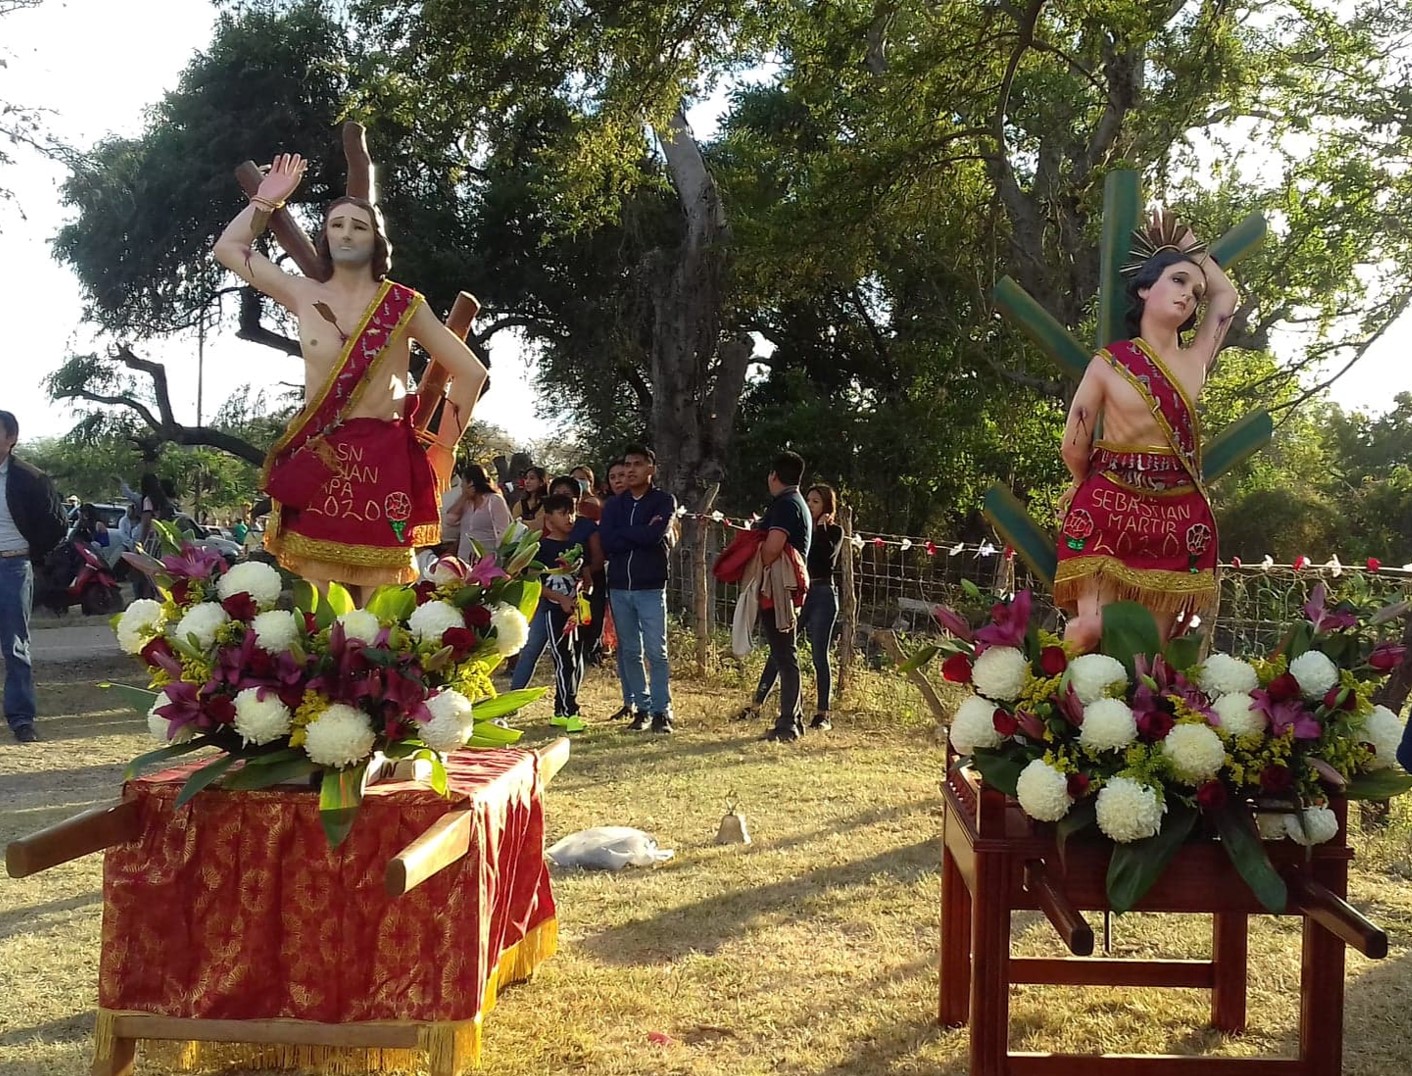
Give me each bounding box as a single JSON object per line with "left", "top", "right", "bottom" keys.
{"left": 66, "top": 502, "right": 129, "bottom": 530}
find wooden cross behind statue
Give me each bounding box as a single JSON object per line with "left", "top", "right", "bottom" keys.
{"left": 233, "top": 122, "right": 476, "bottom": 488}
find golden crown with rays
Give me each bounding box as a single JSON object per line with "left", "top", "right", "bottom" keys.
{"left": 1120, "top": 208, "right": 1208, "bottom": 276}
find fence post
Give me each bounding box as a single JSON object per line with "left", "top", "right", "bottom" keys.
{"left": 837, "top": 505, "right": 858, "bottom": 700}
{"left": 693, "top": 484, "right": 721, "bottom": 677}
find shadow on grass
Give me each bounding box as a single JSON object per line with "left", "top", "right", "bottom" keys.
{"left": 0, "top": 890, "right": 100, "bottom": 941}
{"left": 580, "top": 837, "right": 935, "bottom": 965}
{"left": 0, "top": 1010, "right": 94, "bottom": 1051}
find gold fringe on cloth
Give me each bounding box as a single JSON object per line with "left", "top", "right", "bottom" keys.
{"left": 265, "top": 516, "right": 443, "bottom": 587}
{"left": 91, "top": 918, "right": 559, "bottom": 1075}
{"left": 1054, "top": 555, "right": 1218, "bottom": 619}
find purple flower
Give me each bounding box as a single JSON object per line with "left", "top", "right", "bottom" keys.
{"left": 932, "top": 605, "right": 974, "bottom": 643}
{"left": 974, "top": 590, "right": 1031, "bottom": 653}
{"left": 160, "top": 544, "right": 227, "bottom": 582}
{"left": 156, "top": 681, "right": 205, "bottom": 737}
{"left": 467, "top": 554, "right": 509, "bottom": 587}
{"left": 1251, "top": 688, "right": 1322, "bottom": 740}
{"left": 1303, "top": 582, "right": 1358, "bottom": 634}
{"left": 1133, "top": 653, "right": 1215, "bottom": 724}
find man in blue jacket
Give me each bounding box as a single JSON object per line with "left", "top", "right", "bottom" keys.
{"left": 599, "top": 444, "right": 678, "bottom": 733}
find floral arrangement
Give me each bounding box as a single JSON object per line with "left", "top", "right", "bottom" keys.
{"left": 110, "top": 522, "right": 546, "bottom": 845}
{"left": 927, "top": 583, "right": 1412, "bottom": 912}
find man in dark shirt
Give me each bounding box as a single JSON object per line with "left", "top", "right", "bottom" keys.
{"left": 756, "top": 450, "right": 812, "bottom": 743}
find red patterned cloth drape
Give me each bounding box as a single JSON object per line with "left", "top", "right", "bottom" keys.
{"left": 99, "top": 749, "right": 556, "bottom": 1024}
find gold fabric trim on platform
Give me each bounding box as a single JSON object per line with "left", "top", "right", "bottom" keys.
{"left": 92, "top": 917, "right": 559, "bottom": 1073}
{"left": 1054, "top": 555, "right": 1217, "bottom": 618}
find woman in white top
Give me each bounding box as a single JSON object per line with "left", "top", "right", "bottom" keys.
{"left": 447, "top": 462, "right": 512, "bottom": 560}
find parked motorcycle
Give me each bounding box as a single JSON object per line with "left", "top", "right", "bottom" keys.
{"left": 35, "top": 538, "right": 125, "bottom": 616}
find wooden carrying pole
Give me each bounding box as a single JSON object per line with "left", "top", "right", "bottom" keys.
{"left": 385, "top": 737, "right": 572, "bottom": 898}
{"left": 5, "top": 798, "right": 142, "bottom": 878}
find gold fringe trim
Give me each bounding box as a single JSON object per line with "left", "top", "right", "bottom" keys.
{"left": 89, "top": 918, "right": 558, "bottom": 1074}
{"left": 1054, "top": 555, "right": 1217, "bottom": 618}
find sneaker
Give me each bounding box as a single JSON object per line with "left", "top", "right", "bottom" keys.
{"left": 650, "top": 711, "right": 674, "bottom": 735}
{"left": 733, "top": 703, "right": 762, "bottom": 722}
{"left": 607, "top": 705, "right": 634, "bottom": 722}
{"left": 626, "top": 712, "right": 653, "bottom": 732}
{"left": 13, "top": 724, "right": 39, "bottom": 744}
{"left": 763, "top": 717, "right": 803, "bottom": 743}
{"left": 550, "top": 714, "right": 588, "bottom": 733}
{"left": 809, "top": 713, "right": 832, "bottom": 732}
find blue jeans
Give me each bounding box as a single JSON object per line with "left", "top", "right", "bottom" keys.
{"left": 756, "top": 582, "right": 839, "bottom": 713}
{"left": 0, "top": 558, "right": 36, "bottom": 733}
{"left": 610, "top": 588, "right": 670, "bottom": 714}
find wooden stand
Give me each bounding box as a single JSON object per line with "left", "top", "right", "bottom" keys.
{"left": 940, "top": 766, "right": 1387, "bottom": 1075}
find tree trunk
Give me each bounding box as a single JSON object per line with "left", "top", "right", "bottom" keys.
{"left": 647, "top": 108, "right": 753, "bottom": 506}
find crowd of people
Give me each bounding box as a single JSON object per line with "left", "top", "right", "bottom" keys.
{"left": 439, "top": 445, "right": 845, "bottom": 743}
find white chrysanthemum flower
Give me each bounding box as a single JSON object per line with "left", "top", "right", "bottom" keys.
{"left": 1290, "top": 650, "right": 1339, "bottom": 700}
{"left": 175, "top": 602, "right": 230, "bottom": 650}
{"left": 252, "top": 609, "right": 301, "bottom": 653}
{"left": 1197, "top": 653, "right": 1259, "bottom": 697}
{"left": 1079, "top": 697, "right": 1138, "bottom": 751}
{"left": 1211, "top": 692, "right": 1266, "bottom": 738}
{"left": 232, "top": 687, "right": 293, "bottom": 746}
{"left": 1068, "top": 653, "right": 1128, "bottom": 705}
{"left": 491, "top": 603, "right": 530, "bottom": 656}
{"left": 146, "top": 690, "right": 194, "bottom": 743}
{"left": 1095, "top": 776, "right": 1164, "bottom": 842}
{"left": 971, "top": 646, "right": 1031, "bottom": 701}
{"left": 408, "top": 600, "right": 466, "bottom": 643}
{"left": 116, "top": 598, "right": 166, "bottom": 654}
{"left": 1256, "top": 812, "right": 1292, "bottom": 841}
{"left": 1162, "top": 723, "right": 1227, "bottom": 782}
{"left": 1015, "top": 759, "right": 1073, "bottom": 822}
{"left": 301, "top": 703, "right": 375, "bottom": 768}
{"left": 215, "top": 560, "right": 283, "bottom": 610}
{"left": 1360, "top": 705, "right": 1404, "bottom": 771}
{"left": 338, "top": 609, "right": 382, "bottom": 645}
{"left": 948, "top": 694, "right": 1004, "bottom": 755}
{"left": 419, "top": 688, "right": 477, "bottom": 755}
{"left": 1286, "top": 805, "right": 1339, "bottom": 846}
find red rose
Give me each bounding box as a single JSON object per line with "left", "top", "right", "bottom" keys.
{"left": 1259, "top": 764, "right": 1294, "bottom": 795}
{"left": 442, "top": 626, "right": 479, "bottom": 657}
{"left": 992, "top": 708, "right": 1019, "bottom": 737}
{"left": 220, "top": 592, "right": 259, "bottom": 622}
{"left": 204, "top": 693, "right": 236, "bottom": 725}
{"left": 942, "top": 654, "right": 973, "bottom": 684}
{"left": 1196, "top": 780, "right": 1228, "bottom": 810}
{"left": 465, "top": 605, "right": 493, "bottom": 629}
{"left": 171, "top": 579, "right": 192, "bottom": 605}
{"left": 1136, "top": 709, "right": 1175, "bottom": 741}
{"left": 1267, "top": 672, "right": 1301, "bottom": 703}
{"left": 412, "top": 581, "right": 438, "bottom": 606}
{"left": 1066, "top": 772, "right": 1091, "bottom": 799}
{"left": 302, "top": 611, "right": 319, "bottom": 634}
{"left": 1322, "top": 685, "right": 1356, "bottom": 712}
{"left": 1369, "top": 643, "right": 1405, "bottom": 672}
{"left": 1040, "top": 646, "right": 1068, "bottom": 676}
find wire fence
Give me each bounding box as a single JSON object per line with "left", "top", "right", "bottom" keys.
{"left": 663, "top": 517, "right": 1412, "bottom": 670}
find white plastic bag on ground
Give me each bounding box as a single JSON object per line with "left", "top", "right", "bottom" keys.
{"left": 546, "top": 826, "right": 675, "bottom": 870}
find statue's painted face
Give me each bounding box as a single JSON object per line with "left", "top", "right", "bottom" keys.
{"left": 325, "top": 205, "right": 376, "bottom": 269}
{"left": 1139, "top": 260, "right": 1207, "bottom": 328}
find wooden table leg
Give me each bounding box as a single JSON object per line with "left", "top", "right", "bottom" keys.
{"left": 90, "top": 1036, "right": 135, "bottom": 1076}
{"left": 940, "top": 836, "right": 973, "bottom": 1027}
{"left": 1211, "top": 912, "right": 1248, "bottom": 1032}
{"left": 1299, "top": 864, "right": 1347, "bottom": 1076}
{"left": 968, "top": 847, "right": 1011, "bottom": 1076}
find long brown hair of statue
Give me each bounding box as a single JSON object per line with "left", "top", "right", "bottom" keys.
{"left": 314, "top": 196, "right": 393, "bottom": 281}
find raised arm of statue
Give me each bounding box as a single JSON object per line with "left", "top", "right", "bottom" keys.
{"left": 214, "top": 153, "right": 310, "bottom": 314}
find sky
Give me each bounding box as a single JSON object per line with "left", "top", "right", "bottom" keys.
{"left": 2, "top": 0, "right": 1408, "bottom": 454}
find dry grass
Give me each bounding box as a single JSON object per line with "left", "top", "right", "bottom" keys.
{"left": 3, "top": 654, "right": 1412, "bottom": 1075}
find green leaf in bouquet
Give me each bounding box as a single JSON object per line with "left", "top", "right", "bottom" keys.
{"left": 223, "top": 755, "right": 318, "bottom": 790}
{"left": 1100, "top": 601, "right": 1161, "bottom": 677}
{"left": 175, "top": 753, "right": 242, "bottom": 807}
{"left": 472, "top": 687, "right": 547, "bottom": 722}
{"left": 469, "top": 720, "right": 526, "bottom": 747}
{"left": 1278, "top": 620, "right": 1314, "bottom": 661}
{"left": 239, "top": 746, "right": 303, "bottom": 766}
{"left": 1056, "top": 798, "right": 1098, "bottom": 872}
{"left": 449, "top": 583, "right": 486, "bottom": 609}
{"left": 1345, "top": 770, "right": 1412, "bottom": 800}
{"left": 324, "top": 582, "right": 356, "bottom": 618}
{"left": 970, "top": 747, "right": 1025, "bottom": 798}
{"left": 100, "top": 681, "right": 161, "bottom": 716}
{"left": 359, "top": 647, "right": 399, "bottom": 668}
{"left": 414, "top": 749, "right": 451, "bottom": 796}
{"left": 899, "top": 644, "right": 941, "bottom": 674}
{"left": 1107, "top": 800, "right": 1197, "bottom": 914}
{"left": 1163, "top": 632, "right": 1204, "bottom": 673}
{"left": 319, "top": 761, "right": 370, "bottom": 848}
{"left": 292, "top": 579, "right": 320, "bottom": 615}
{"left": 1210, "top": 800, "right": 1288, "bottom": 913}
{"left": 366, "top": 584, "right": 416, "bottom": 624}
{"left": 516, "top": 580, "right": 542, "bottom": 620}
{"left": 960, "top": 578, "right": 983, "bottom": 600}
{"left": 505, "top": 542, "right": 541, "bottom": 577}
{"left": 170, "top": 634, "right": 207, "bottom": 661}
{"left": 124, "top": 737, "right": 214, "bottom": 779}
{"left": 423, "top": 645, "right": 456, "bottom": 673}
